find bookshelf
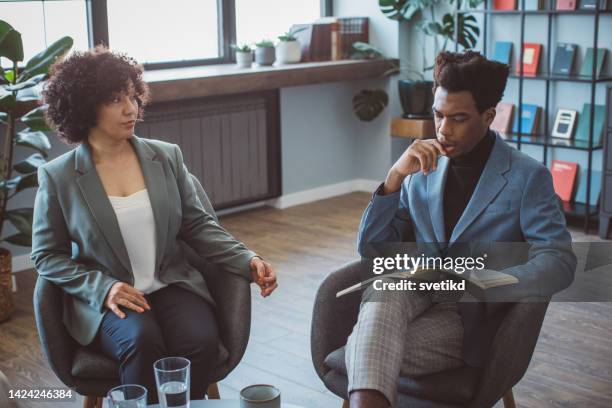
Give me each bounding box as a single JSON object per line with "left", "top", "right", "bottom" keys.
{"left": 454, "top": 0, "right": 611, "bottom": 232}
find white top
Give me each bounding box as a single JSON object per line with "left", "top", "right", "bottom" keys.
{"left": 108, "top": 189, "right": 167, "bottom": 294}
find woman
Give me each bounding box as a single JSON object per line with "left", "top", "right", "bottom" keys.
{"left": 31, "top": 46, "right": 277, "bottom": 403}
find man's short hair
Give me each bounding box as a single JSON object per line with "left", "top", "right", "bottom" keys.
{"left": 433, "top": 50, "right": 510, "bottom": 113}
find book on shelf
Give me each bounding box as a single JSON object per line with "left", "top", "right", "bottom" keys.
{"left": 575, "top": 169, "right": 602, "bottom": 205}
{"left": 551, "top": 43, "right": 577, "bottom": 75}
{"left": 516, "top": 43, "right": 542, "bottom": 76}
{"left": 493, "top": 0, "right": 517, "bottom": 9}
{"left": 551, "top": 160, "right": 578, "bottom": 202}
{"left": 336, "top": 267, "right": 519, "bottom": 298}
{"left": 551, "top": 109, "right": 578, "bottom": 138}
{"left": 338, "top": 17, "right": 369, "bottom": 59}
{"left": 574, "top": 103, "right": 606, "bottom": 145}
{"left": 556, "top": 0, "right": 578, "bottom": 9}
{"left": 523, "top": 0, "right": 543, "bottom": 9}
{"left": 492, "top": 41, "right": 513, "bottom": 65}
{"left": 579, "top": 47, "right": 607, "bottom": 77}
{"left": 512, "top": 104, "right": 541, "bottom": 134}
{"left": 491, "top": 102, "right": 515, "bottom": 133}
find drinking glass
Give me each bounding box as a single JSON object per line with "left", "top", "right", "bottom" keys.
{"left": 154, "top": 357, "right": 191, "bottom": 408}
{"left": 107, "top": 384, "right": 147, "bottom": 408}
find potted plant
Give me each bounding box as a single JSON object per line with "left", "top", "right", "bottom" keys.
{"left": 232, "top": 44, "right": 253, "bottom": 68}
{"left": 275, "top": 26, "right": 306, "bottom": 64}
{"left": 0, "top": 20, "right": 72, "bottom": 322}
{"left": 254, "top": 39, "right": 276, "bottom": 66}
{"left": 379, "top": 0, "right": 482, "bottom": 118}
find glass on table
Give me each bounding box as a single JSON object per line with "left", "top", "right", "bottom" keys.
{"left": 107, "top": 384, "right": 147, "bottom": 408}
{"left": 154, "top": 357, "right": 191, "bottom": 408}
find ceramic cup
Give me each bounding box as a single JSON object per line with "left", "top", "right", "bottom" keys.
{"left": 240, "top": 384, "right": 281, "bottom": 408}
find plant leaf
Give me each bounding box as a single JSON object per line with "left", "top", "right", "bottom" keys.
{"left": 0, "top": 88, "right": 16, "bottom": 111}
{"left": 15, "top": 130, "right": 51, "bottom": 157}
{"left": 379, "top": 0, "right": 421, "bottom": 21}
{"left": 5, "top": 208, "right": 33, "bottom": 238}
{"left": 19, "top": 36, "right": 73, "bottom": 81}
{"left": 20, "top": 104, "right": 51, "bottom": 131}
{"left": 0, "top": 112, "right": 7, "bottom": 124}
{"left": 0, "top": 175, "right": 21, "bottom": 191}
{"left": 4, "top": 232, "right": 32, "bottom": 247}
{"left": 6, "top": 73, "right": 46, "bottom": 92}
{"left": 13, "top": 153, "right": 46, "bottom": 174}
{"left": 0, "top": 27, "right": 24, "bottom": 63}
{"left": 353, "top": 89, "right": 389, "bottom": 122}
{"left": 15, "top": 172, "right": 38, "bottom": 193}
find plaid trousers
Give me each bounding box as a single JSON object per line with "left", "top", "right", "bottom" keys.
{"left": 345, "top": 279, "right": 464, "bottom": 407}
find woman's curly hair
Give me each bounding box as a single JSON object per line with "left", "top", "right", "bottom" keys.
{"left": 433, "top": 50, "right": 509, "bottom": 113}
{"left": 43, "top": 45, "right": 150, "bottom": 145}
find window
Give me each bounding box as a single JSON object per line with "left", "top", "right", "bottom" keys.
{"left": 0, "top": 0, "right": 88, "bottom": 66}
{"left": 106, "top": 0, "right": 220, "bottom": 65}
{"left": 1, "top": 0, "right": 328, "bottom": 70}
{"left": 235, "top": 0, "right": 321, "bottom": 46}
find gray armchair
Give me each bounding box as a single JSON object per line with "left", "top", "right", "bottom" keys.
{"left": 33, "top": 175, "right": 251, "bottom": 408}
{"left": 311, "top": 260, "right": 549, "bottom": 408}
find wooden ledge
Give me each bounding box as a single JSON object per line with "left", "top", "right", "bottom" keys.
{"left": 391, "top": 117, "right": 435, "bottom": 139}
{"left": 144, "top": 59, "right": 399, "bottom": 102}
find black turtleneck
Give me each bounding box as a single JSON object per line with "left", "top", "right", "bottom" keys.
{"left": 443, "top": 130, "right": 496, "bottom": 242}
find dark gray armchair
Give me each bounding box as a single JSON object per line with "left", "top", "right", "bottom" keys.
{"left": 33, "top": 175, "right": 251, "bottom": 408}
{"left": 311, "top": 260, "right": 549, "bottom": 408}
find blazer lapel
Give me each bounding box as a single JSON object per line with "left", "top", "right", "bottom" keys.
{"left": 449, "top": 134, "right": 511, "bottom": 243}
{"left": 74, "top": 136, "right": 170, "bottom": 277}
{"left": 427, "top": 155, "right": 450, "bottom": 244}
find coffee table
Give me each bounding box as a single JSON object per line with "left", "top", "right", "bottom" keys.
{"left": 148, "top": 400, "right": 303, "bottom": 407}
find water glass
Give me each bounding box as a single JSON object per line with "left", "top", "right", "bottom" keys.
{"left": 154, "top": 357, "right": 191, "bottom": 408}
{"left": 107, "top": 384, "right": 147, "bottom": 408}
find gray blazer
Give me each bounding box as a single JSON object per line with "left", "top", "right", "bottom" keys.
{"left": 30, "top": 135, "right": 256, "bottom": 346}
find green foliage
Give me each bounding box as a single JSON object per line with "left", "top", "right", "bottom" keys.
{"left": 0, "top": 19, "right": 73, "bottom": 247}
{"left": 255, "top": 39, "right": 275, "bottom": 48}
{"left": 349, "top": 42, "right": 385, "bottom": 60}
{"left": 232, "top": 43, "right": 252, "bottom": 53}
{"left": 277, "top": 26, "right": 307, "bottom": 42}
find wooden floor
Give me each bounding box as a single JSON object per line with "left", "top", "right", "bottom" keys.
{"left": 1, "top": 192, "right": 611, "bottom": 407}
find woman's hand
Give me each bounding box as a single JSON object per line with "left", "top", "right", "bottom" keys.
{"left": 250, "top": 256, "right": 277, "bottom": 297}
{"left": 104, "top": 282, "right": 151, "bottom": 319}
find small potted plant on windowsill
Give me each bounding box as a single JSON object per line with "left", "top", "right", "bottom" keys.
{"left": 276, "top": 26, "right": 306, "bottom": 64}
{"left": 254, "top": 39, "right": 276, "bottom": 66}
{"left": 232, "top": 44, "right": 253, "bottom": 68}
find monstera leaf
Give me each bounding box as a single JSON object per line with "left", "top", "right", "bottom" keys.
{"left": 353, "top": 89, "right": 389, "bottom": 122}
{"left": 379, "top": 0, "right": 435, "bottom": 21}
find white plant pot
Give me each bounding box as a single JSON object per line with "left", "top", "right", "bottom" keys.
{"left": 275, "top": 41, "right": 301, "bottom": 64}
{"left": 235, "top": 51, "right": 253, "bottom": 68}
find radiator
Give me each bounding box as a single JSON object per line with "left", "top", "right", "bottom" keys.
{"left": 136, "top": 92, "right": 281, "bottom": 209}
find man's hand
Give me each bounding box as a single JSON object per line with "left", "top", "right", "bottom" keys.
{"left": 250, "top": 256, "right": 277, "bottom": 297}
{"left": 383, "top": 139, "right": 447, "bottom": 195}
{"left": 104, "top": 282, "right": 151, "bottom": 319}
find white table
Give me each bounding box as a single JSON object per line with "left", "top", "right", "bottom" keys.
{"left": 148, "top": 400, "right": 303, "bottom": 408}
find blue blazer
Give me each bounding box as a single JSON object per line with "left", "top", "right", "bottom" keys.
{"left": 357, "top": 132, "right": 577, "bottom": 365}
{"left": 31, "top": 136, "right": 256, "bottom": 346}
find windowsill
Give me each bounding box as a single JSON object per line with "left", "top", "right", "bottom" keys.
{"left": 144, "top": 59, "right": 399, "bottom": 102}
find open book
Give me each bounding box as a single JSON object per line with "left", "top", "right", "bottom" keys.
{"left": 336, "top": 268, "right": 518, "bottom": 298}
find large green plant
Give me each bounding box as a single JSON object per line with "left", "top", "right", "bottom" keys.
{"left": 0, "top": 20, "right": 72, "bottom": 247}
{"left": 380, "top": 0, "right": 482, "bottom": 73}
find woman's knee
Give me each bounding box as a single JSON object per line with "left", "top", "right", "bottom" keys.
{"left": 123, "top": 313, "right": 167, "bottom": 358}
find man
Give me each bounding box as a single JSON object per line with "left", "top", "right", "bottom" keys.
{"left": 345, "top": 51, "right": 577, "bottom": 408}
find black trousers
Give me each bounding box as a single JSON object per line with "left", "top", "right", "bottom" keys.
{"left": 94, "top": 284, "right": 220, "bottom": 404}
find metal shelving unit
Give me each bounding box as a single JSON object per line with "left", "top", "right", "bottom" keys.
{"left": 455, "top": 0, "right": 611, "bottom": 232}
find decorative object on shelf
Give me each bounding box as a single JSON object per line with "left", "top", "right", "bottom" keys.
{"left": 552, "top": 109, "right": 578, "bottom": 138}
{"left": 232, "top": 44, "right": 253, "bottom": 68}
{"left": 353, "top": 89, "right": 389, "bottom": 121}
{"left": 512, "top": 103, "right": 541, "bottom": 134}
{"left": 0, "top": 19, "right": 73, "bottom": 323}
{"left": 254, "top": 40, "right": 275, "bottom": 66}
{"left": 290, "top": 18, "right": 341, "bottom": 62}
{"left": 398, "top": 79, "right": 435, "bottom": 119}
{"left": 578, "top": 0, "right": 599, "bottom": 9}
{"left": 338, "top": 17, "right": 369, "bottom": 59}
{"left": 516, "top": 43, "right": 542, "bottom": 76}
{"left": 579, "top": 47, "right": 607, "bottom": 77}
{"left": 575, "top": 169, "right": 601, "bottom": 205}
{"left": 276, "top": 26, "right": 306, "bottom": 64}
{"left": 556, "top": 0, "right": 578, "bottom": 9}
{"left": 491, "top": 102, "right": 514, "bottom": 133}
{"left": 552, "top": 43, "right": 577, "bottom": 76}
{"left": 575, "top": 103, "right": 606, "bottom": 145}
{"left": 492, "top": 41, "right": 513, "bottom": 66}
{"left": 493, "top": 0, "right": 517, "bottom": 9}
{"left": 551, "top": 160, "right": 578, "bottom": 202}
